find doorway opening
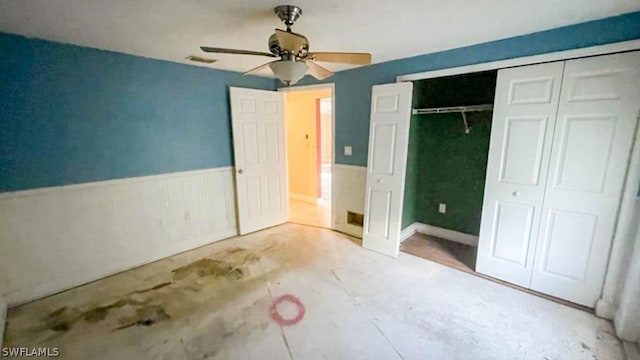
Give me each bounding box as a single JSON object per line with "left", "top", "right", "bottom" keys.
{"left": 283, "top": 86, "right": 334, "bottom": 228}
{"left": 400, "top": 70, "right": 496, "bottom": 273}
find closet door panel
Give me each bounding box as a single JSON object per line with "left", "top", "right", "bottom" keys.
{"left": 476, "top": 62, "right": 565, "bottom": 287}
{"left": 531, "top": 51, "right": 640, "bottom": 306}
{"left": 362, "top": 82, "right": 414, "bottom": 257}
{"left": 499, "top": 116, "right": 548, "bottom": 185}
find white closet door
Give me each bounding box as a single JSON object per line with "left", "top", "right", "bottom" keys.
{"left": 362, "top": 82, "right": 413, "bottom": 257}
{"left": 230, "top": 87, "right": 288, "bottom": 235}
{"left": 476, "top": 62, "right": 565, "bottom": 287}
{"left": 530, "top": 52, "right": 640, "bottom": 306}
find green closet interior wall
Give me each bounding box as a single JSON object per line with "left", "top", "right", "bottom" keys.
{"left": 402, "top": 71, "right": 496, "bottom": 235}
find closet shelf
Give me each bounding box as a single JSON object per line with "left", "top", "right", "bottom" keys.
{"left": 412, "top": 104, "right": 493, "bottom": 115}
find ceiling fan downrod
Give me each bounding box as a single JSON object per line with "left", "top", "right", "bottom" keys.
{"left": 274, "top": 5, "right": 302, "bottom": 32}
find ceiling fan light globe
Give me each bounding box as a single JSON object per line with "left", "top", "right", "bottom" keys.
{"left": 269, "top": 60, "right": 308, "bottom": 86}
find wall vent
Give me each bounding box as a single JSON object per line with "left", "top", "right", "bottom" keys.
{"left": 347, "top": 211, "right": 364, "bottom": 227}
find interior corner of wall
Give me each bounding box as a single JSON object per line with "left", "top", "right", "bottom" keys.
{"left": 595, "top": 298, "right": 617, "bottom": 320}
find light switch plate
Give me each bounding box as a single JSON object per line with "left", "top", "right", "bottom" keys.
{"left": 344, "top": 146, "right": 353, "bottom": 156}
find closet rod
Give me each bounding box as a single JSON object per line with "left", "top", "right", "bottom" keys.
{"left": 412, "top": 104, "right": 493, "bottom": 115}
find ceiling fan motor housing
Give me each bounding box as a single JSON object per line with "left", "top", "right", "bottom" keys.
{"left": 268, "top": 32, "right": 309, "bottom": 56}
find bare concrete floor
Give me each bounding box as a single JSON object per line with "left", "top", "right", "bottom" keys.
{"left": 4, "top": 224, "right": 623, "bottom": 359}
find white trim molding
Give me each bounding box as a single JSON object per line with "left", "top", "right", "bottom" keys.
{"left": 397, "top": 39, "right": 640, "bottom": 82}
{"left": 401, "top": 222, "right": 479, "bottom": 247}
{"left": 0, "top": 167, "right": 238, "bottom": 305}
{"left": 289, "top": 192, "right": 320, "bottom": 204}
{"left": 0, "top": 166, "right": 234, "bottom": 199}
{"left": 0, "top": 295, "right": 6, "bottom": 349}
{"left": 597, "top": 117, "right": 640, "bottom": 320}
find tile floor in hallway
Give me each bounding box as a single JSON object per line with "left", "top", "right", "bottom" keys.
{"left": 288, "top": 199, "right": 331, "bottom": 229}
{"left": 4, "top": 224, "right": 623, "bottom": 360}
{"left": 288, "top": 163, "right": 332, "bottom": 229}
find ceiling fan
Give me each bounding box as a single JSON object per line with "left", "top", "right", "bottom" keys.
{"left": 200, "top": 5, "right": 372, "bottom": 86}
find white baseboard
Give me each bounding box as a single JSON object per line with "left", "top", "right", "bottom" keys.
{"left": 401, "top": 223, "right": 419, "bottom": 241}
{"left": 289, "top": 192, "right": 320, "bottom": 204}
{"left": 333, "top": 221, "right": 363, "bottom": 239}
{"left": 401, "top": 222, "right": 479, "bottom": 247}
{"left": 595, "top": 299, "right": 616, "bottom": 320}
{"left": 623, "top": 341, "right": 640, "bottom": 360}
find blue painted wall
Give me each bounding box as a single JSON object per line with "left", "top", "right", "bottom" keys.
{"left": 0, "top": 33, "right": 277, "bottom": 192}
{"left": 296, "top": 10, "right": 640, "bottom": 166}
{"left": 2, "top": 11, "right": 640, "bottom": 191}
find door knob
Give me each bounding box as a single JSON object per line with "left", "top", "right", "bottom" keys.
{"left": 512, "top": 191, "right": 520, "bottom": 197}
{"left": 237, "top": 169, "right": 244, "bottom": 174}
{"left": 376, "top": 178, "right": 384, "bottom": 184}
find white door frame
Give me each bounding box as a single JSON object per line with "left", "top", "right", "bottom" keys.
{"left": 396, "top": 39, "right": 640, "bottom": 82}
{"left": 278, "top": 83, "right": 336, "bottom": 228}
{"left": 396, "top": 40, "right": 640, "bottom": 314}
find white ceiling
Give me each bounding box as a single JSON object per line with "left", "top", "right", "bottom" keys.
{"left": 0, "top": 0, "right": 638, "bottom": 77}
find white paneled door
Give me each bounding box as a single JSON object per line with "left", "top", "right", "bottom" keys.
{"left": 362, "top": 82, "right": 413, "bottom": 257}
{"left": 230, "top": 87, "right": 288, "bottom": 235}
{"left": 530, "top": 52, "right": 640, "bottom": 306}
{"left": 476, "top": 62, "right": 565, "bottom": 287}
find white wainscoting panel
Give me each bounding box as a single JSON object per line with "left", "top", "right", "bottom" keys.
{"left": 0, "top": 167, "right": 238, "bottom": 305}
{"left": 332, "top": 164, "right": 367, "bottom": 238}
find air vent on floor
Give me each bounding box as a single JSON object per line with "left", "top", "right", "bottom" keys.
{"left": 347, "top": 211, "right": 364, "bottom": 227}
{"left": 185, "top": 55, "right": 217, "bottom": 64}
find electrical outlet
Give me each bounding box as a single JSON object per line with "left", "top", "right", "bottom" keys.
{"left": 438, "top": 203, "right": 447, "bottom": 214}
{"left": 344, "top": 146, "right": 353, "bottom": 156}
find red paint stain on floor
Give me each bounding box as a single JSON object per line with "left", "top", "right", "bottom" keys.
{"left": 270, "top": 294, "right": 305, "bottom": 326}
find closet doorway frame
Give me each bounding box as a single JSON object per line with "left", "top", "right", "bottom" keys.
{"left": 396, "top": 39, "right": 640, "bottom": 318}
{"left": 278, "top": 83, "right": 336, "bottom": 230}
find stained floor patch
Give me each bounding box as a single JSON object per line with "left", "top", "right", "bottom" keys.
{"left": 46, "top": 307, "right": 78, "bottom": 332}
{"left": 115, "top": 305, "right": 171, "bottom": 330}
{"left": 171, "top": 258, "right": 243, "bottom": 281}
{"left": 31, "top": 247, "right": 265, "bottom": 336}
{"left": 46, "top": 294, "right": 156, "bottom": 332}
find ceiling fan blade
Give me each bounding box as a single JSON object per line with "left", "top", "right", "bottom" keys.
{"left": 200, "top": 47, "right": 276, "bottom": 57}
{"left": 310, "top": 52, "right": 371, "bottom": 65}
{"left": 275, "top": 29, "right": 307, "bottom": 53}
{"left": 243, "top": 60, "right": 279, "bottom": 76}
{"left": 306, "top": 61, "right": 334, "bottom": 80}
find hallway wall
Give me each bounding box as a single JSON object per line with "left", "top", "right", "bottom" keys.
{"left": 285, "top": 89, "right": 332, "bottom": 201}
